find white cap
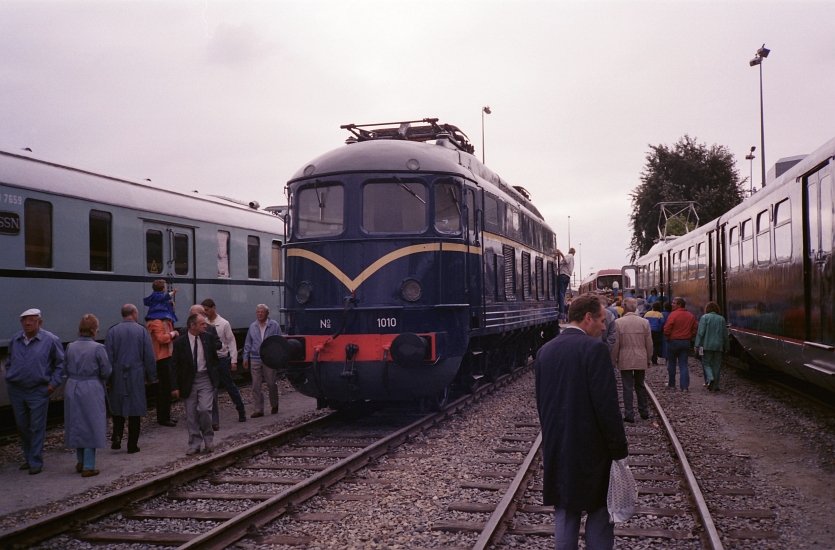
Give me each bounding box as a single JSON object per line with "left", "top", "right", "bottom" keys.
{"left": 20, "top": 308, "right": 42, "bottom": 318}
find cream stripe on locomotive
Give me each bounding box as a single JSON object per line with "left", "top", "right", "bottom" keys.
{"left": 287, "top": 242, "right": 482, "bottom": 293}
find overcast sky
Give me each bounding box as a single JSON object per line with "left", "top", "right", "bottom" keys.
{"left": 2, "top": 0, "right": 834, "bottom": 281}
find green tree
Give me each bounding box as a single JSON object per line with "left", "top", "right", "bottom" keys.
{"left": 629, "top": 135, "right": 744, "bottom": 261}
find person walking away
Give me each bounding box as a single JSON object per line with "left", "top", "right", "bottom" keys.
{"left": 202, "top": 299, "right": 247, "bottom": 424}
{"left": 661, "top": 300, "right": 673, "bottom": 365}
{"left": 145, "top": 282, "right": 179, "bottom": 427}
{"left": 171, "top": 313, "right": 219, "bottom": 454}
{"left": 695, "top": 301, "right": 730, "bottom": 391}
{"left": 601, "top": 299, "right": 617, "bottom": 352}
{"left": 644, "top": 301, "right": 665, "bottom": 364}
{"left": 105, "top": 304, "right": 156, "bottom": 453}
{"left": 663, "top": 297, "right": 697, "bottom": 391}
{"left": 243, "top": 304, "right": 282, "bottom": 418}
{"left": 611, "top": 298, "right": 653, "bottom": 422}
{"left": 535, "top": 293, "right": 628, "bottom": 550}
{"left": 6, "top": 308, "right": 65, "bottom": 475}
{"left": 556, "top": 247, "right": 574, "bottom": 320}
{"left": 64, "top": 314, "right": 111, "bottom": 477}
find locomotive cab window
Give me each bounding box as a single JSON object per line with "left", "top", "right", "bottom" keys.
{"left": 89, "top": 209, "right": 112, "bottom": 271}
{"left": 297, "top": 183, "right": 344, "bottom": 238}
{"left": 362, "top": 180, "right": 427, "bottom": 234}
{"left": 24, "top": 198, "right": 52, "bottom": 268}
{"left": 434, "top": 180, "right": 462, "bottom": 235}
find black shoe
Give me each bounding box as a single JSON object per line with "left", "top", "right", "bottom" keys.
{"left": 28, "top": 467, "right": 42, "bottom": 475}
{"left": 19, "top": 462, "right": 30, "bottom": 470}
{"left": 640, "top": 413, "right": 650, "bottom": 420}
{"left": 111, "top": 440, "right": 122, "bottom": 450}
{"left": 158, "top": 420, "right": 177, "bottom": 427}
{"left": 270, "top": 406, "right": 278, "bottom": 415}
{"left": 251, "top": 411, "right": 264, "bottom": 418}
{"left": 238, "top": 415, "right": 247, "bottom": 422}
{"left": 127, "top": 447, "right": 140, "bottom": 454}
{"left": 212, "top": 424, "right": 220, "bottom": 431}
{"left": 623, "top": 416, "right": 635, "bottom": 423}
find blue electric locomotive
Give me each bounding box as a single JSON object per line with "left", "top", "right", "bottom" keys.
{"left": 264, "top": 119, "right": 560, "bottom": 407}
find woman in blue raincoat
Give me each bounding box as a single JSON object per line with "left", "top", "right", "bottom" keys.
{"left": 64, "top": 314, "right": 112, "bottom": 476}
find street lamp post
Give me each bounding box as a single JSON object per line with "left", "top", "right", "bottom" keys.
{"left": 481, "top": 106, "right": 491, "bottom": 163}
{"left": 749, "top": 44, "right": 770, "bottom": 188}
{"left": 745, "top": 146, "right": 756, "bottom": 195}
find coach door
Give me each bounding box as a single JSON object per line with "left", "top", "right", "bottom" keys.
{"left": 144, "top": 222, "right": 196, "bottom": 317}
{"left": 803, "top": 164, "right": 833, "bottom": 346}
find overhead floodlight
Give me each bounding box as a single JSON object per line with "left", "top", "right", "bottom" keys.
{"left": 757, "top": 44, "right": 770, "bottom": 58}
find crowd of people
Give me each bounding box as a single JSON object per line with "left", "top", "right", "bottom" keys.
{"left": 538, "top": 290, "right": 729, "bottom": 549}
{"left": 5, "top": 280, "right": 283, "bottom": 477}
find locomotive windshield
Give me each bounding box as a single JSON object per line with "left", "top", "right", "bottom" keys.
{"left": 297, "top": 183, "right": 344, "bottom": 238}
{"left": 362, "top": 180, "right": 427, "bottom": 234}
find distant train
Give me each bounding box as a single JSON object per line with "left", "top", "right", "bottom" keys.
{"left": 0, "top": 149, "right": 286, "bottom": 409}
{"left": 625, "top": 136, "right": 834, "bottom": 393}
{"left": 262, "top": 119, "right": 560, "bottom": 408}
{"left": 578, "top": 269, "right": 627, "bottom": 296}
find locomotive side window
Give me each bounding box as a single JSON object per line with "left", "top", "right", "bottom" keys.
{"left": 741, "top": 218, "right": 753, "bottom": 267}
{"left": 89, "top": 209, "right": 112, "bottom": 272}
{"left": 547, "top": 261, "right": 556, "bottom": 300}
{"left": 756, "top": 210, "right": 771, "bottom": 264}
{"left": 297, "top": 183, "right": 344, "bottom": 238}
{"left": 522, "top": 251, "right": 531, "bottom": 299}
{"left": 362, "top": 181, "right": 426, "bottom": 233}
{"left": 535, "top": 256, "right": 544, "bottom": 300}
{"left": 146, "top": 230, "right": 163, "bottom": 274}
{"left": 774, "top": 199, "right": 791, "bottom": 261}
{"left": 217, "top": 230, "right": 230, "bottom": 278}
{"left": 271, "top": 240, "right": 282, "bottom": 281}
{"left": 485, "top": 195, "right": 500, "bottom": 230}
{"left": 728, "top": 226, "right": 740, "bottom": 270}
{"left": 173, "top": 233, "right": 189, "bottom": 275}
{"left": 508, "top": 206, "right": 520, "bottom": 239}
{"left": 24, "top": 198, "right": 52, "bottom": 268}
{"left": 247, "top": 235, "right": 260, "bottom": 278}
{"left": 503, "top": 244, "right": 516, "bottom": 300}
{"left": 494, "top": 253, "right": 506, "bottom": 301}
{"left": 434, "top": 181, "right": 462, "bottom": 235}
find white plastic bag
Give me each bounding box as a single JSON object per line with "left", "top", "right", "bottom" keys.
{"left": 607, "top": 458, "right": 637, "bottom": 523}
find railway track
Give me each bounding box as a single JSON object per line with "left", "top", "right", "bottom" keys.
{"left": 1, "top": 368, "right": 527, "bottom": 549}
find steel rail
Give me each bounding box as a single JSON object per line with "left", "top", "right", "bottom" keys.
{"left": 181, "top": 368, "right": 526, "bottom": 549}
{"left": 0, "top": 411, "right": 339, "bottom": 548}
{"left": 472, "top": 431, "right": 542, "bottom": 550}
{"left": 645, "top": 384, "right": 724, "bottom": 550}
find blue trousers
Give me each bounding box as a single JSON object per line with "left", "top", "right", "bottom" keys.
{"left": 7, "top": 382, "right": 50, "bottom": 470}
{"left": 557, "top": 274, "right": 571, "bottom": 315}
{"left": 76, "top": 448, "right": 97, "bottom": 470}
{"left": 667, "top": 339, "right": 691, "bottom": 389}
{"left": 554, "top": 506, "right": 613, "bottom": 550}
{"left": 212, "top": 355, "right": 246, "bottom": 425}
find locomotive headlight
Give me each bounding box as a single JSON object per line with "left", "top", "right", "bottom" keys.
{"left": 400, "top": 278, "right": 422, "bottom": 302}
{"left": 296, "top": 281, "right": 313, "bottom": 304}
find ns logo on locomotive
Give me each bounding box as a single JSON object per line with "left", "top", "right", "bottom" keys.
{"left": 261, "top": 118, "right": 561, "bottom": 408}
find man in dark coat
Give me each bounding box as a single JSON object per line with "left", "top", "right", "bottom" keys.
{"left": 171, "top": 313, "right": 219, "bottom": 455}
{"left": 535, "top": 293, "right": 629, "bottom": 550}
{"left": 105, "top": 304, "right": 156, "bottom": 454}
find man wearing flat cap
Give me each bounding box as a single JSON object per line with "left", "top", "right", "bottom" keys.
{"left": 6, "top": 308, "right": 65, "bottom": 475}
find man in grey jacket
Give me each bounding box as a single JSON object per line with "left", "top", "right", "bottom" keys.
{"left": 611, "top": 297, "right": 653, "bottom": 423}
{"left": 243, "top": 304, "right": 281, "bottom": 418}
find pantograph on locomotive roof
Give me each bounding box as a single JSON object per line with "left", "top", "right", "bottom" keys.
{"left": 340, "top": 118, "right": 475, "bottom": 154}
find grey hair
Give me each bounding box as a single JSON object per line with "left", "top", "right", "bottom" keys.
{"left": 256, "top": 304, "right": 270, "bottom": 315}
{"left": 623, "top": 297, "right": 637, "bottom": 313}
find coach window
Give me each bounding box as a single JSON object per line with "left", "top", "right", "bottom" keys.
{"left": 774, "top": 199, "right": 792, "bottom": 261}
{"left": 247, "top": 236, "right": 260, "bottom": 278}
{"left": 741, "top": 218, "right": 754, "bottom": 267}
{"left": 89, "top": 210, "right": 112, "bottom": 271}
{"left": 297, "top": 183, "right": 344, "bottom": 238}
{"left": 756, "top": 210, "right": 771, "bottom": 264}
{"left": 173, "top": 233, "right": 189, "bottom": 275}
{"left": 697, "top": 242, "right": 706, "bottom": 278}
{"left": 728, "top": 226, "right": 740, "bottom": 270}
{"left": 217, "top": 231, "right": 230, "bottom": 278}
{"left": 271, "top": 240, "right": 282, "bottom": 281}
{"left": 688, "top": 246, "right": 696, "bottom": 280}
{"left": 363, "top": 180, "right": 426, "bottom": 233}
{"left": 146, "top": 230, "right": 163, "bottom": 274}
{"left": 434, "top": 180, "right": 462, "bottom": 235}
{"left": 24, "top": 199, "right": 52, "bottom": 268}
